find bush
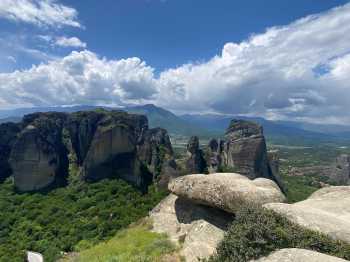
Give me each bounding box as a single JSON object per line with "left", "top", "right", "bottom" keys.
{"left": 208, "top": 204, "right": 350, "bottom": 262}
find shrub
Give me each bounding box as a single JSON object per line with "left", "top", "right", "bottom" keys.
{"left": 208, "top": 204, "right": 350, "bottom": 262}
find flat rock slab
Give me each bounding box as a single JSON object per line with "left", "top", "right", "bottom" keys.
{"left": 169, "top": 173, "right": 286, "bottom": 214}
{"left": 253, "top": 248, "right": 348, "bottom": 262}
{"left": 149, "top": 194, "right": 233, "bottom": 262}
{"left": 264, "top": 186, "right": 350, "bottom": 243}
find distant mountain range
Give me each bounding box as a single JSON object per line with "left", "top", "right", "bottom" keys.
{"left": 0, "top": 104, "right": 349, "bottom": 145}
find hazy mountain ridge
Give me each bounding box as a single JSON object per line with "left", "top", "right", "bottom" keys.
{"left": 1, "top": 104, "right": 350, "bottom": 145}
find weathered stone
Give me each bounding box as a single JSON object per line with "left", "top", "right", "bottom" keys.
{"left": 150, "top": 194, "right": 233, "bottom": 262}
{"left": 206, "top": 138, "right": 224, "bottom": 173}
{"left": 253, "top": 248, "right": 348, "bottom": 262}
{"left": 221, "top": 119, "right": 284, "bottom": 190}
{"left": 6, "top": 109, "right": 177, "bottom": 192}
{"left": 264, "top": 186, "right": 350, "bottom": 243}
{"left": 169, "top": 173, "right": 286, "bottom": 214}
{"left": 10, "top": 113, "right": 68, "bottom": 192}
{"left": 0, "top": 122, "right": 21, "bottom": 182}
{"left": 185, "top": 136, "right": 206, "bottom": 174}
{"left": 137, "top": 127, "right": 178, "bottom": 189}
{"left": 332, "top": 154, "right": 350, "bottom": 185}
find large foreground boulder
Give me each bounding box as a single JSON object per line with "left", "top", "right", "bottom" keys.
{"left": 253, "top": 248, "right": 348, "bottom": 262}
{"left": 169, "top": 173, "right": 286, "bottom": 214}
{"left": 264, "top": 186, "right": 350, "bottom": 243}
{"left": 150, "top": 194, "right": 233, "bottom": 261}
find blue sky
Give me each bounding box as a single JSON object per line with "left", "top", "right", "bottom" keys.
{"left": 0, "top": 0, "right": 350, "bottom": 124}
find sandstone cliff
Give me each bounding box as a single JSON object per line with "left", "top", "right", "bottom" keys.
{"left": 205, "top": 119, "right": 284, "bottom": 190}
{"left": 1, "top": 109, "right": 177, "bottom": 192}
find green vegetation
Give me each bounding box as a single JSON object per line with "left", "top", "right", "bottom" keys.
{"left": 208, "top": 204, "right": 350, "bottom": 262}
{"left": 62, "top": 219, "right": 176, "bottom": 262}
{"left": 0, "top": 178, "right": 167, "bottom": 262}
{"left": 280, "top": 172, "right": 318, "bottom": 203}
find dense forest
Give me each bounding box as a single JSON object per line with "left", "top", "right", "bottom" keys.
{"left": 0, "top": 178, "right": 166, "bottom": 262}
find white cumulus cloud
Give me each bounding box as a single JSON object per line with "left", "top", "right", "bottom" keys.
{"left": 155, "top": 3, "right": 350, "bottom": 124}
{"left": 55, "top": 36, "right": 87, "bottom": 48}
{"left": 1, "top": 3, "right": 350, "bottom": 124}
{"left": 0, "top": 0, "right": 81, "bottom": 28}
{"left": 0, "top": 51, "right": 157, "bottom": 108}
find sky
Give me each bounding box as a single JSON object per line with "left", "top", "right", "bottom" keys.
{"left": 0, "top": 0, "right": 350, "bottom": 125}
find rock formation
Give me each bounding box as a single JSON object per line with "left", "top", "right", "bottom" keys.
{"left": 137, "top": 127, "right": 179, "bottom": 189}
{"left": 332, "top": 154, "right": 350, "bottom": 185}
{"left": 0, "top": 122, "right": 21, "bottom": 182}
{"left": 169, "top": 173, "right": 286, "bottom": 213}
{"left": 150, "top": 193, "right": 234, "bottom": 261}
{"left": 206, "top": 138, "right": 224, "bottom": 173}
{"left": 9, "top": 113, "right": 68, "bottom": 192}
{"left": 222, "top": 120, "right": 273, "bottom": 179}
{"left": 150, "top": 173, "right": 285, "bottom": 261}
{"left": 204, "top": 119, "right": 283, "bottom": 191}
{"left": 264, "top": 186, "right": 350, "bottom": 243}
{"left": 2, "top": 109, "right": 177, "bottom": 192}
{"left": 185, "top": 136, "right": 206, "bottom": 174}
{"left": 254, "top": 248, "right": 348, "bottom": 262}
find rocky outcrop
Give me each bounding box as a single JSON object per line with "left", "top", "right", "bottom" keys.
{"left": 138, "top": 128, "right": 179, "bottom": 189}
{"left": 4, "top": 109, "right": 177, "bottom": 192}
{"left": 150, "top": 193, "right": 233, "bottom": 261}
{"left": 203, "top": 119, "right": 284, "bottom": 191}
{"left": 150, "top": 173, "right": 286, "bottom": 261}
{"left": 185, "top": 136, "right": 206, "bottom": 174}
{"left": 206, "top": 138, "right": 224, "bottom": 173}
{"left": 79, "top": 112, "right": 149, "bottom": 189}
{"left": 332, "top": 155, "right": 350, "bottom": 185}
{"left": 264, "top": 186, "right": 350, "bottom": 243}
{"left": 9, "top": 113, "right": 68, "bottom": 192}
{"left": 169, "top": 173, "right": 286, "bottom": 214}
{"left": 0, "top": 122, "right": 21, "bottom": 182}
{"left": 223, "top": 120, "right": 273, "bottom": 179}
{"left": 253, "top": 248, "right": 348, "bottom": 262}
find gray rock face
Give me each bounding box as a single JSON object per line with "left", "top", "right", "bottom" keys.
{"left": 80, "top": 112, "right": 149, "bottom": 189}
{"left": 150, "top": 194, "right": 233, "bottom": 262}
{"left": 0, "top": 122, "right": 21, "bottom": 182}
{"left": 9, "top": 113, "right": 68, "bottom": 192}
{"left": 169, "top": 173, "right": 286, "bottom": 214}
{"left": 264, "top": 186, "right": 350, "bottom": 243}
{"left": 222, "top": 120, "right": 271, "bottom": 179}
{"left": 253, "top": 248, "right": 348, "bottom": 262}
{"left": 6, "top": 110, "right": 176, "bottom": 192}
{"left": 206, "top": 139, "right": 224, "bottom": 173}
{"left": 203, "top": 120, "right": 283, "bottom": 190}
{"left": 137, "top": 128, "right": 178, "bottom": 189}
{"left": 185, "top": 136, "right": 206, "bottom": 174}
{"left": 332, "top": 155, "right": 350, "bottom": 185}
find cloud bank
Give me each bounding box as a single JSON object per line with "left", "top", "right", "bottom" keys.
{"left": 0, "top": 0, "right": 81, "bottom": 28}
{"left": 1, "top": 3, "right": 350, "bottom": 124}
